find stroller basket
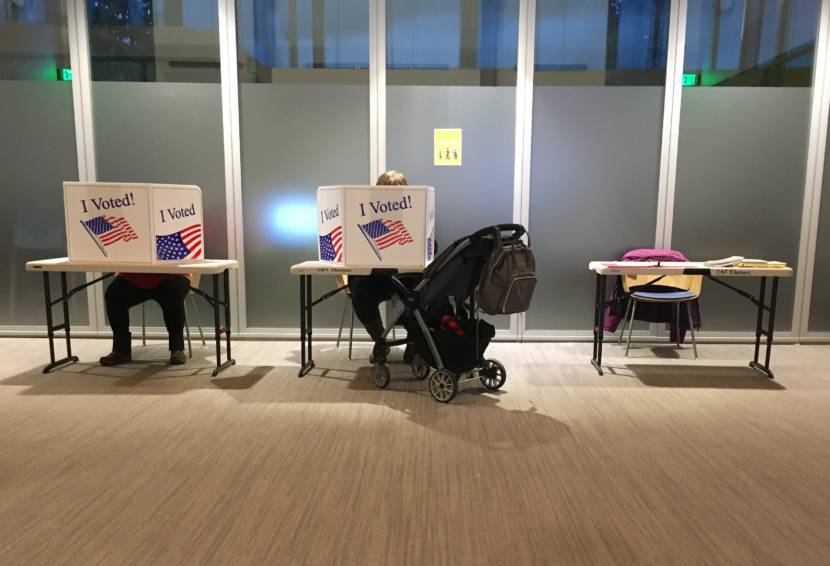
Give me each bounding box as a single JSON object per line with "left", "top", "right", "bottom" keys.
{"left": 407, "top": 316, "right": 496, "bottom": 375}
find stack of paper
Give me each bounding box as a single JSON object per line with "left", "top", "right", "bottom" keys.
{"left": 703, "top": 256, "right": 743, "bottom": 267}
{"left": 735, "top": 259, "right": 788, "bottom": 268}
{"left": 702, "top": 256, "right": 787, "bottom": 268}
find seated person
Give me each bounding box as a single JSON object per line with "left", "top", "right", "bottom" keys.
{"left": 349, "top": 170, "right": 427, "bottom": 362}
{"left": 99, "top": 273, "right": 191, "bottom": 366}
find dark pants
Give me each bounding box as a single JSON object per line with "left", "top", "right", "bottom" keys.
{"left": 105, "top": 276, "right": 190, "bottom": 353}
{"left": 348, "top": 275, "right": 393, "bottom": 340}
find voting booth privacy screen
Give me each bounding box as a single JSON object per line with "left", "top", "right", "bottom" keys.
{"left": 64, "top": 182, "right": 204, "bottom": 263}
{"left": 317, "top": 185, "right": 435, "bottom": 269}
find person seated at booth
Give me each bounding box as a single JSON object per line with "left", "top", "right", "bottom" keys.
{"left": 99, "top": 273, "right": 190, "bottom": 366}
{"left": 349, "top": 170, "right": 427, "bottom": 363}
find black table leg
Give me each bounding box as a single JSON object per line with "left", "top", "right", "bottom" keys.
{"left": 591, "top": 273, "right": 607, "bottom": 375}
{"left": 749, "top": 276, "right": 778, "bottom": 379}
{"left": 211, "top": 269, "right": 236, "bottom": 377}
{"left": 299, "top": 274, "right": 315, "bottom": 377}
{"left": 41, "top": 271, "right": 79, "bottom": 373}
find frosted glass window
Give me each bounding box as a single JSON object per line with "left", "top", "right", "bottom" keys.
{"left": 88, "top": 1, "right": 227, "bottom": 328}
{"left": 672, "top": 0, "right": 820, "bottom": 332}
{"left": 526, "top": 0, "right": 668, "bottom": 331}
{"left": 238, "top": 0, "right": 369, "bottom": 328}
{"left": 0, "top": 1, "right": 88, "bottom": 326}
{"left": 386, "top": 1, "right": 519, "bottom": 330}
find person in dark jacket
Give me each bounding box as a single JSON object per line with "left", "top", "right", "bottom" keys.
{"left": 99, "top": 273, "right": 190, "bottom": 366}
{"left": 349, "top": 170, "right": 409, "bottom": 362}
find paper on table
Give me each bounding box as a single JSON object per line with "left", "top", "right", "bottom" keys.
{"left": 703, "top": 256, "right": 744, "bottom": 267}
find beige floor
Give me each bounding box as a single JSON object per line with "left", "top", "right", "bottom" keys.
{"left": 0, "top": 337, "right": 829, "bottom": 565}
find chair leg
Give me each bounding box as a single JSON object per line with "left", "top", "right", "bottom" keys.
{"left": 676, "top": 303, "right": 681, "bottom": 347}
{"left": 625, "top": 301, "right": 637, "bottom": 357}
{"left": 189, "top": 295, "right": 205, "bottom": 346}
{"left": 141, "top": 302, "right": 146, "bottom": 346}
{"left": 184, "top": 309, "right": 192, "bottom": 358}
{"left": 619, "top": 298, "right": 631, "bottom": 345}
{"left": 348, "top": 303, "right": 355, "bottom": 361}
{"left": 686, "top": 302, "right": 698, "bottom": 359}
{"left": 336, "top": 298, "right": 348, "bottom": 348}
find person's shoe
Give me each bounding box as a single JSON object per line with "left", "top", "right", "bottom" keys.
{"left": 99, "top": 351, "right": 131, "bottom": 366}
{"left": 169, "top": 350, "right": 187, "bottom": 365}
{"left": 370, "top": 342, "right": 390, "bottom": 364}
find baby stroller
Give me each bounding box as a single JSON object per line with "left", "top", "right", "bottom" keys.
{"left": 371, "top": 224, "right": 533, "bottom": 403}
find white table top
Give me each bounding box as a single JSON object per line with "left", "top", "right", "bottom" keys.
{"left": 26, "top": 257, "right": 238, "bottom": 274}
{"left": 588, "top": 261, "right": 793, "bottom": 277}
{"left": 290, "top": 260, "right": 425, "bottom": 276}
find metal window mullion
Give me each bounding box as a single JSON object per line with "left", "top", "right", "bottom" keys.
{"left": 651, "top": 0, "right": 687, "bottom": 340}
{"left": 370, "top": 0, "right": 386, "bottom": 181}
{"left": 67, "top": 0, "right": 103, "bottom": 334}
{"left": 654, "top": 0, "right": 687, "bottom": 250}
{"left": 512, "top": 0, "right": 535, "bottom": 341}
{"left": 794, "top": 0, "right": 830, "bottom": 337}
{"left": 219, "top": 0, "right": 247, "bottom": 332}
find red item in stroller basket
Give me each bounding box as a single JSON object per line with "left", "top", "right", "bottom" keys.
{"left": 440, "top": 314, "right": 466, "bottom": 336}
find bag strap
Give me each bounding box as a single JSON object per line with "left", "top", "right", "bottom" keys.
{"left": 491, "top": 225, "right": 504, "bottom": 249}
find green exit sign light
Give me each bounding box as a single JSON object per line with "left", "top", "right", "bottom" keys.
{"left": 59, "top": 67, "right": 72, "bottom": 81}
{"left": 682, "top": 73, "right": 698, "bottom": 87}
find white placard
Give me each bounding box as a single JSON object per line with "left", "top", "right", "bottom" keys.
{"left": 317, "top": 185, "right": 435, "bottom": 268}
{"left": 64, "top": 182, "right": 204, "bottom": 264}
{"left": 150, "top": 185, "right": 204, "bottom": 262}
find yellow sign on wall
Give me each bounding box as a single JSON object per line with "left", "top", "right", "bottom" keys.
{"left": 434, "top": 128, "right": 462, "bottom": 166}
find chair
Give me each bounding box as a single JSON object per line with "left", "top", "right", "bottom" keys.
{"left": 335, "top": 275, "right": 356, "bottom": 360}
{"left": 141, "top": 274, "right": 205, "bottom": 358}
{"left": 619, "top": 273, "right": 701, "bottom": 358}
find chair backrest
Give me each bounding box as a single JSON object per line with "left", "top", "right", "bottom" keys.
{"left": 623, "top": 274, "right": 702, "bottom": 297}
{"left": 190, "top": 273, "right": 201, "bottom": 293}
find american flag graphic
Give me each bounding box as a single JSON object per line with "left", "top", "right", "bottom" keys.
{"left": 359, "top": 219, "right": 413, "bottom": 260}
{"left": 319, "top": 225, "right": 343, "bottom": 262}
{"left": 82, "top": 216, "right": 138, "bottom": 256}
{"left": 155, "top": 224, "right": 202, "bottom": 261}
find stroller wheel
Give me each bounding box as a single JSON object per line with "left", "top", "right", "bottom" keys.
{"left": 411, "top": 354, "right": 430, "bottom": 380}
{"left": 480, "top": 359, "right": 507, "bottom": 391}
{"left": 371, "top": 363, "right": 391, "bottom": 389}
{"left": 429, "top": 370, "right": 457, "bottom": 403}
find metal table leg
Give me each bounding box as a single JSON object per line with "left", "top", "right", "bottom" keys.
{"left": 749, "top": 276, "right": 778, "bottom": 379}
{"left": 591, "top": 273, "right": 607, "bottom": 375}
{"left": 211, "top": 271, "right": 236, "bottom": 377}
{"left": 41, "top": 271, "right": 79, "bottom": 373}
{"left": 299, "top": 274, "right": 315, "bottom": 377}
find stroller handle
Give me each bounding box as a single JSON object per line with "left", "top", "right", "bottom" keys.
{"left": 471, "top": 223, "right": 528, "bottom": 243}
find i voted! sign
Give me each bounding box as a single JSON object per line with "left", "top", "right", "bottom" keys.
{"left": 64, "top": 182, "right": 204, "bottom": 263}
{"left": 317, "top": 185, "right": 435, "bottom": 269}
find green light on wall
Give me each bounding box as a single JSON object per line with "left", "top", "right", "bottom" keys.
{"left": 682, "top": 73, "right": 698, "bottom": 87}
{"left": 59, "top": 68, "right": 72, "bottom": 81}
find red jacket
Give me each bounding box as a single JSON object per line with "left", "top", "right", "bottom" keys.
{"left": 117, "top": 273, "right": 189, "bottom": 290}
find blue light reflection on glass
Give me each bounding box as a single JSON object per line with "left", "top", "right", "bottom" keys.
{"left": 267, "top": 194, "right": 317, "bottom": 244}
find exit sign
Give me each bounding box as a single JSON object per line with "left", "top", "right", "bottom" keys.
{"left": 59, "top": 67, "right": 72, "bottom": 81}
{"left": 682, "top": 73, "right": 697, "bottom": 87}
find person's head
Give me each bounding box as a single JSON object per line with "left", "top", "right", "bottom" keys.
{"left": 375, "top": 170, "right": 407, "bottom": 186}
